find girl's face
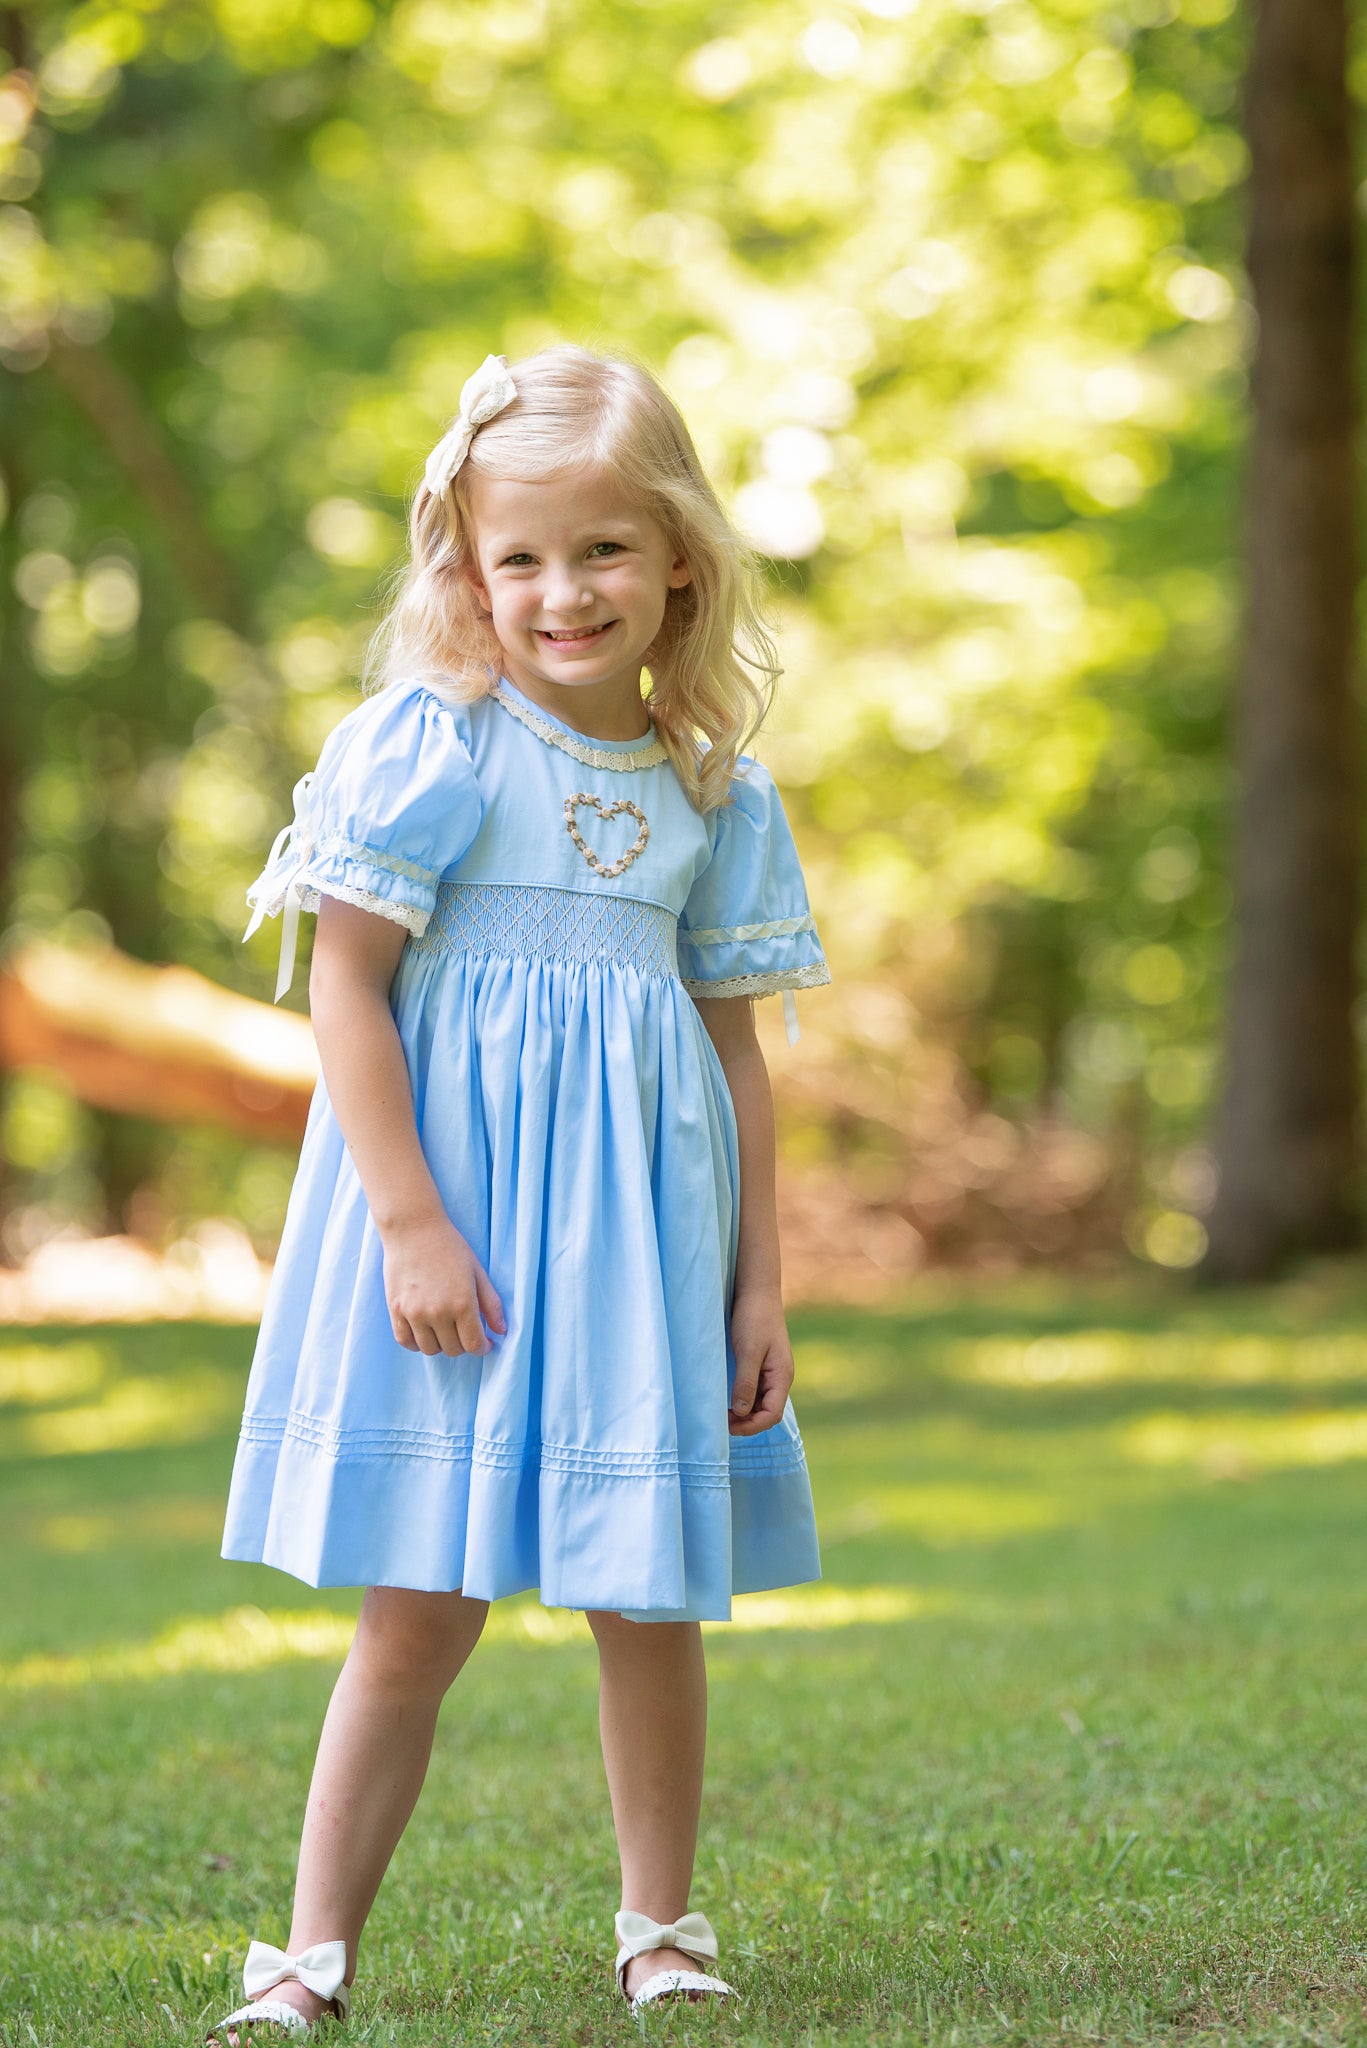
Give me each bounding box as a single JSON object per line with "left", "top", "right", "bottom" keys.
{"left": 464, "top": 465, "right": 691, "bottom": 711}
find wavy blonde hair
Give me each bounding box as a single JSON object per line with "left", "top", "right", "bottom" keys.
{"left": 360, "top": 343, "right": 780, "bottom": 811}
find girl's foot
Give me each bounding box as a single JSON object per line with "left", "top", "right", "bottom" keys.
{"left": 207, "top": 1980, "right": 342, "bottom": 2044}
{"left": 621, "top": 1945, "right": 718, "bottom": 2005}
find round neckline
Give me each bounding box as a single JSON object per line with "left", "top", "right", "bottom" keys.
{"left": 495, "top": 674, "right": 658, "bottom": 751}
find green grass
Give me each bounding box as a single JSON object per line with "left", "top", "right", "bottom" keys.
{"left": 4, "top": 1261, "right": 1367, "bottom": 2045}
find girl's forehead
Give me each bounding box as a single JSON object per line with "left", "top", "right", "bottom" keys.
{"left": 469, "top": 466, "right": 657, "bottom": 538}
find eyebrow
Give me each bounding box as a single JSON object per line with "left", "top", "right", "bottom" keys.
{"left": 485, "top": 528, "right": 646, "bottom": 559}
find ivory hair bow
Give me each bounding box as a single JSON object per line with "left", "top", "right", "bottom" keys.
{"left": 423, "top": 353, "right": 518, "bottom": 497}
{"left": 614, "top": 1909, "right": 719, "bottom": 1964}
{"left": 242, "top": 1938, "right": 348, "bottom": 2003}
{"left": 242, "top": 768, "right": 319, "bottom": 1003}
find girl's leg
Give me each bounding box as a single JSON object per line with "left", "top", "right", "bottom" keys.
{"left": 212, "top": 1586, "right": 488, "bottom": 2044}
{"left": 585, "top": 1610, "right": 710, "bottom": 2002}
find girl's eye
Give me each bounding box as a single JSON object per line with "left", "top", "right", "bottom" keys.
{"left": 588, "top": 542, "right": 623, "bottom": 558}
{"left": 502, "top": 552, "right": 535, "bottom": 567}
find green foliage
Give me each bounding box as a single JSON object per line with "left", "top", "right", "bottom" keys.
{"left": 7, "top": 1270, "right": 1367, "bottom": 2041}
{"left": 0, "top": 0, "right": 1259, "bottom": 1251}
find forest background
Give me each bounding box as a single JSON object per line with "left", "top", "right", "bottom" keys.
{"left": 0, "top": 0, "right": 1275, "bottom": 1298}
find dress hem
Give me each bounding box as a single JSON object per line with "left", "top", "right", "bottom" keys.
{"left": 217, "top": 1544, "right": 826, "bottom": 1623}
{"left": 221, "top": 1429, "right": 823, "bottom": 1620}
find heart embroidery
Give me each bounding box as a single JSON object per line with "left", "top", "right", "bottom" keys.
{"left": 563, "top": 791, "right": 650, "bottom": 879}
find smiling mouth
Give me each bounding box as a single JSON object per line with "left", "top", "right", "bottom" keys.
{"left": 536, "top": 622, "right": 617, "bottom": 645}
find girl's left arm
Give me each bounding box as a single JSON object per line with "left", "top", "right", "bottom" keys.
{"left": 694, "top": 995, "right": 795, "bottom": 1437}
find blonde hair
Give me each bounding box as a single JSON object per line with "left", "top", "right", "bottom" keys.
{"left": 361, "top": 343, "right": 780, "bottom": 811}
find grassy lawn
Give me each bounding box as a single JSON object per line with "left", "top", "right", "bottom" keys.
{"left": 3, "top": 1263, "right": 1367, "bottom": 2045}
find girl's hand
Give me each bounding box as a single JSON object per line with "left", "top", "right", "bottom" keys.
{"left": 728, "top": 1282, "right": 794, "bottom": 1436}
{"left": 381, "top": 1211, "right": 506, "bottom": 1358}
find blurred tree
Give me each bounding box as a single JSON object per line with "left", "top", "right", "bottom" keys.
{"left": 0, "top": 0, "right": 1318, "bottom": 1282}
{"left": 1201, "top": 0, "right": 1361, "bottom": 1280}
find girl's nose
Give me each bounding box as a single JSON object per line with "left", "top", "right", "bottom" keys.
{"left": 542, "top": 570, "right": 593, "bottom": 614}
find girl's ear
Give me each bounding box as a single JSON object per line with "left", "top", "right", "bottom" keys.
{"left": 667, "top": 550, "right": 692, "bottom": 591}
{"left": 463, "top": 561, "right": 492, "bottom": 614}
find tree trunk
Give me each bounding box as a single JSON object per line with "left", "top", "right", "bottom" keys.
{"left": 1201, "top": 0, "right": 1361, "bottom": 1281}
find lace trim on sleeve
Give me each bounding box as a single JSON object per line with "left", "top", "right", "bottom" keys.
{"left": 682, "top": 962, "right": 831, "bottom": 1001}
{"left": 297, "top": 882, "right": 429, "bottom": 936}
{"left": 682, "top": 912, "right": 817, "bottom": 946}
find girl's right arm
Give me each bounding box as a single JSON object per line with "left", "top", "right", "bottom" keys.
{"left": 308, "top": 894, "right": 505, "bottom": 1358}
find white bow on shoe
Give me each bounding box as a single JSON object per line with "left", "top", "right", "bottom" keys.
{"left": 244, "top": 1941, "right": 349, "bottom": 2007}
{"left": 209, "top": 1939, "right": 351, "bottom": 2041}
{"left": 614, "top": 1909, "right": 736, "bottom": 2015}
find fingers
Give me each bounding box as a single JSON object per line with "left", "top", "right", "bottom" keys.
{"left": 729, "top": 1356, "right": 760, "bottom": 1422}
{"left": 454, "top": 1294, "right": 491, "bottom": 1356}
{"left": 729, "top": 1350, "right": 792, "bottom": 1436}
{"left": 386, "top": 1239, "right": 506, "bottom": 1358}
{"left": 729, "top": 1386, "right": 785, "bottom": 1434}
{"left": 396, "top": 1313, "right": 486, "bottom": 1357}
{"left": 433, "top": 1311, "right": 471, "bottom": 1357}
{"left": 475, "top": 1264, "right": 507, "bottom": 1336}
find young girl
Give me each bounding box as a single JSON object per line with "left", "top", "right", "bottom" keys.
{"left": 209, "top": 343, "right": 831, "bottom": 2041}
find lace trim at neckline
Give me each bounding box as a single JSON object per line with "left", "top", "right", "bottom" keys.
{"left": 491, "top": 682, "right": 669, "bottom": 771}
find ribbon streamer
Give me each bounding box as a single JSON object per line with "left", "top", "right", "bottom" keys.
{"left": 241, "top": 769, "right": 318, "bottom": 1003}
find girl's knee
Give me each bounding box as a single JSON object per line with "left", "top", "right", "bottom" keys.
{"left": 354, "top": 1586, "right": 488, "bottom": 1692}
{"left": 586, "top": 1608, "right": 700, "bottom": 1651}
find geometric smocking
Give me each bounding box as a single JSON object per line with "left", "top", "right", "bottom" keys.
{"left": 411, "top": 880, "right": 681, "bottom": 980}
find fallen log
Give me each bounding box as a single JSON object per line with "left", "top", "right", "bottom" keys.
{"left": 0, "top": 938, "right": 318, "bottom": 1141}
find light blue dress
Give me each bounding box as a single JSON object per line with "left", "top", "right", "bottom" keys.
{"left": 221, "top": 672, "right": 831, "bottom": 1622}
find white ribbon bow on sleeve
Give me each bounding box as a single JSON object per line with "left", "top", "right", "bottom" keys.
{"left": 242, "top": 1938, "right": 348, "bottom": 2004}
{"left": 423, "top": 353, "right": 518, "bottom": 498}
{"left": 242, "top": 768, "right": 319, "bottom": 1003}
{"left": 614, "top": 1908, "right": 719, "bottom": 1965}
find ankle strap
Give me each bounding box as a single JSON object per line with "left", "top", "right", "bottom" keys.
{"left": 614, "top": 1909, "right": 718, "bottom": 1989}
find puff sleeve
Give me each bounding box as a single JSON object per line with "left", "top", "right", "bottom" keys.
{"left": 243, "top": 681, "right": 483, "bottom": 1002}
{"left": 677, "top": 758, "right": 831, "bottom": 1043}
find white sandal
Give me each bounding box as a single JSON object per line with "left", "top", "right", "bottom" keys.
{"left": 614, "top": 1908, "right": 736, "bottom": 2017}
{"left": 206, "top": 1939, "right": 351, "bottom": 2042}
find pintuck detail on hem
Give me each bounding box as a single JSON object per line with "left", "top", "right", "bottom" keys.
{"left": 238, "top": 1409, "right": 810, "bottom": 1479}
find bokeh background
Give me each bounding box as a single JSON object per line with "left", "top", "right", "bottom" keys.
{"left": 9, "top": 6, "right": 1367, "bottom": 2043}
{"left": 1, "top": 0, "right": 1255, "bottom": 1301}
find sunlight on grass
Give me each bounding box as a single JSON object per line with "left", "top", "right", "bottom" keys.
{"left": 1, "top": 1367, "right": 239, "bottom": 1458}
{"left": 950, "top": 1329, "right": 1367, "bottom": 1388}
{"left": 31, "top": 1499, "right": 229, "bottom": 1553}
{"left": 0, "top": 1606, "right": 356, "bottom": 1692}
{"left": 1119, "top": 1405, "right": 1367, "bottom": 1476}
{"left": 9, "top": 1289, "right": 1367, "bottom": 2043}
{"left": 0, "top": 1586, "right": 933, "bottom": 1692}
{"left": 790, "top": 1339, "right": 896, "bottom": 1402}
{"left": 821, "top": 1482, "right": 1071, "bottom": 1546}
{"left": 0, "top": 1339, "right": 112, "bottom": 1406}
